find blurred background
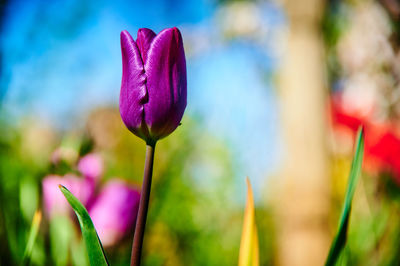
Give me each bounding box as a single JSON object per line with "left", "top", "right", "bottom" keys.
{"left": 1, "top": 0, "right": 400, "bottom": 265}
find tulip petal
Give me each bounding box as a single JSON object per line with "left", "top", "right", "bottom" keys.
{"left": 144, "top": 27, "right": 187, "bottom": 140}
{"left": 119, "top": 30, "right": 149, "bottom": 140}
{"left": 136, "top": 28, "right": 156, "bottom": 64}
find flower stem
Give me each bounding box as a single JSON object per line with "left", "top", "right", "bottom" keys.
{"left": 130, "top": 143, "right": 156, "bottom": 266}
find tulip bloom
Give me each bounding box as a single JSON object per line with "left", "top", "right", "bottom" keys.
{"left": 119, "top": 27, "right": 187, "bottom": 143}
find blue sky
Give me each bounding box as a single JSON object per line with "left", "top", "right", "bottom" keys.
{"left": 1, "top": 0, "right": 285, "bottom": 195}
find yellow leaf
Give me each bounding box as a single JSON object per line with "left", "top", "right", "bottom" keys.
{"left": 239, "top": 177, "right": 259, "bottom": 266}
{"left": 23, "top": 209, "right": 42, "bottom": 264}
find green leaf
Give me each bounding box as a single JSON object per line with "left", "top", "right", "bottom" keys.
{"left": 59, "top": 185, "right": 109, "bottom": 266}
{"left": 50, "top": 215, "right": 74, "bottom": 266}
{"left": 325, "top": 127, "right": 364, "bottom": 266}
{"left": 22, "top": 210, "right": 42, "bottom": 266}
{"left": 238, "top": 177, "right": 259, "bottom": 266}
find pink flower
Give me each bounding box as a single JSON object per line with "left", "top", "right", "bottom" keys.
{"left": 42, "top": 174, "right": 93, "bottom": 218}
{"left": 89, "top": 180, "right": 140, "bottom": 247}
{"left": 42, "top": 153, "right": 140, "bottom": 247}
{"left": 78, "top": 153, "right": 104, "bottom": 181}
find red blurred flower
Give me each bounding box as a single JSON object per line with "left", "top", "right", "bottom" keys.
{"left": 330, "top": 94, "right": 400, "bottom": 183}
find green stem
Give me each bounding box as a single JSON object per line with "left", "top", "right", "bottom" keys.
{"left": 130, "top": 143, "right": 156, "bottom": 266}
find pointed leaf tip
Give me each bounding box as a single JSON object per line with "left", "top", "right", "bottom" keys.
{"left": 59, "top": 185, "right": 109, "bottom": 266}
{"left": 239, "top": 177, "right": 259, "bottom": 266}
{"left": 325, "top": 127, "right": 364, "bottom": 266}
{"left": 22, "top": 209, "right": 42, "bottom": 265}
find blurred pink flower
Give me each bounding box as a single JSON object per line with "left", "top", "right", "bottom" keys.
{"left": 89, "top": 180, "right": 140, "bottom": 247}
{"left": 43, "top": 153, "right": 140, "bottom": 246}
{"left": 42, "top": 174, "right": 93, "bottom": 218}
{"left": 78, "top": 153, "right": 104, "bottom": 181}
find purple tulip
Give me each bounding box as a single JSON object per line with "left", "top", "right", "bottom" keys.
{"left": 89, "top": 180, "right": 140, "bottom": 247}
{"left": 119, "top": 27, "right": 187, "bottom": 143}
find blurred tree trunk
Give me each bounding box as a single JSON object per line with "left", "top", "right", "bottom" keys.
{"left": 276, "top": 0, "right": 329, "bottom": 266}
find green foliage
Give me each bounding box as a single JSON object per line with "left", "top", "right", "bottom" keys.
{"left": 50, "top": 215, "right": 75, "bottom": 266}
{"left": 22, "top": 210, "right": 42, "bottom": 265}
{"left": 0, "top": 111, "right": 275, "bottom": 265}
{"left": 325, "top": 127, "right": 364, "bottom": 266}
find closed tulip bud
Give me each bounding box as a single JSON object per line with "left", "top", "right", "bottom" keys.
{"left": 119, "top": 27, "right": 187, "bottom": 144}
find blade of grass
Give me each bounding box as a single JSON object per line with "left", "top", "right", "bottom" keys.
{"left": 59, "top": 185, "right": 109, "bottom": 266}
{"left": 238, "top": 177, "right": 260, "bottom": 266}
{"left": 22, "top": 209, "right": 42, "bottom": 266}
{"left": 325, "top": 127, "right": 364, "bottom": 266}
